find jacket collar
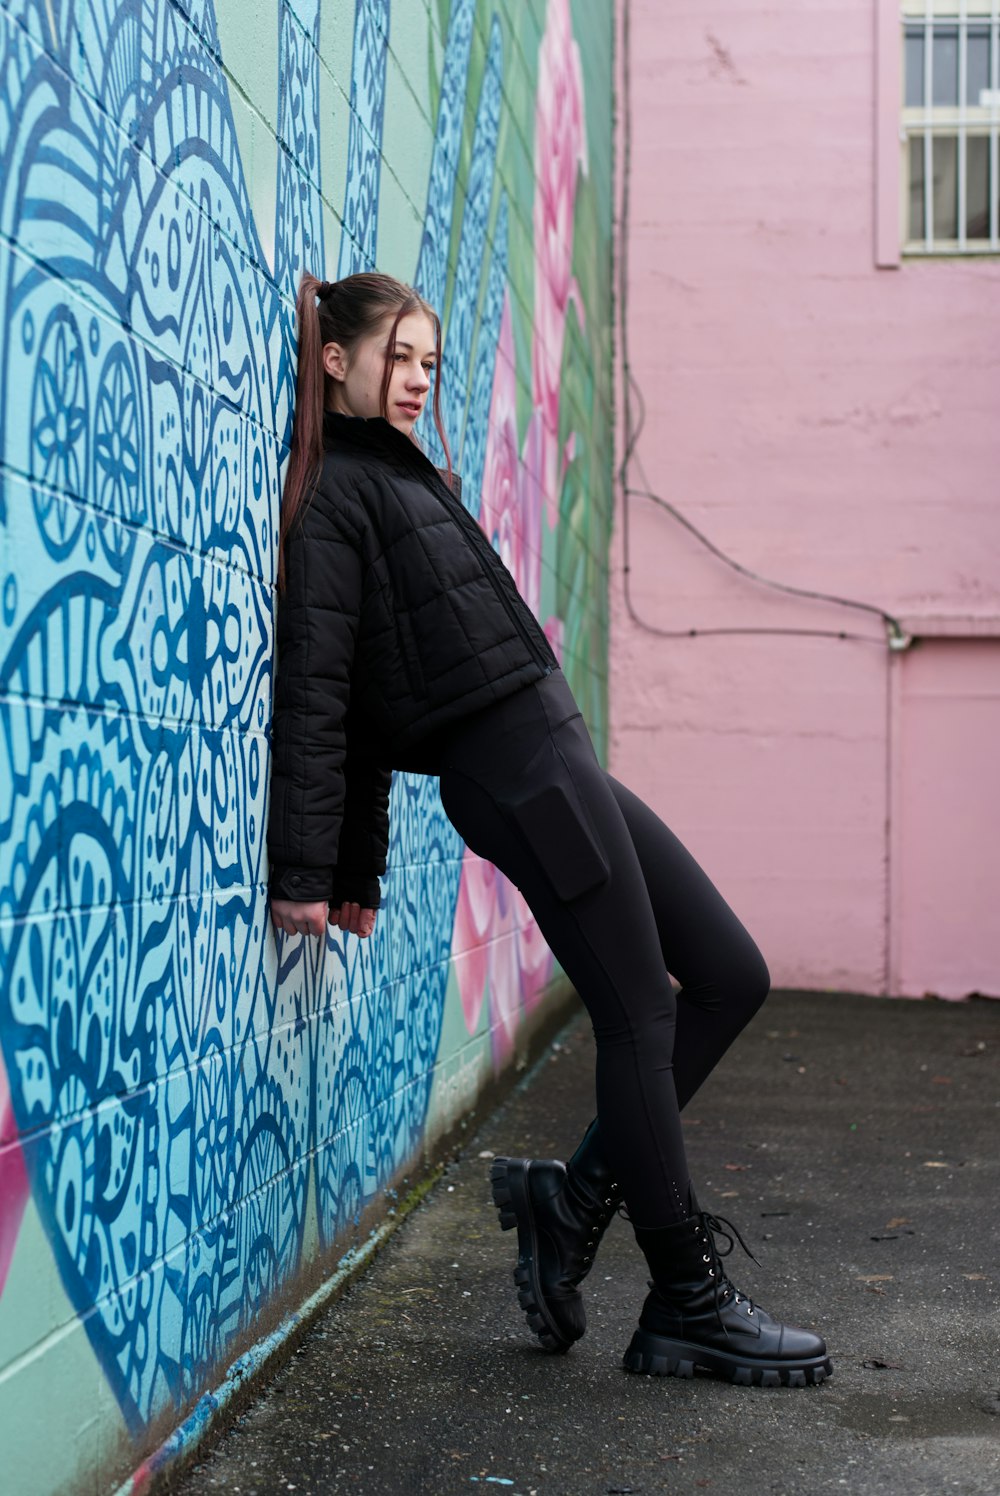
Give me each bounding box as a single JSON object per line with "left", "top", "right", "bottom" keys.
{"left": 322, "top": 408, "right": 409, "bottom": 457}
{"left": 322, "top": 408, "right": 462, "bottom": 501}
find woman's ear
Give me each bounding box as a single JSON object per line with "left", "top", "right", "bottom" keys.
{"left": 323, "top": 340, "right": 348, "bottom": 382}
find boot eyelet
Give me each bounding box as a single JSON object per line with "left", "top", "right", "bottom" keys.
{"left": 583, "top": 1255, "right": 591, "bottom": 1263}
{"left": 708, "top": 1268, "right": 715, "bottom": 1277}
{"left": 702, "top": 1253, "right": 711, "bottom": 1263}
{"left": 604, "top": 1197, "right": 613, "bottom": 1206}
{"left": 748, "top": 1307, "right": 754, "bottom": 1315}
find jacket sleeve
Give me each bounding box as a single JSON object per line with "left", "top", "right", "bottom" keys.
{"left": 266, "top": 494, "right": 370, "bottom": 904}
{"left": 328, "top": 748, "right": 393, "bottom": 909}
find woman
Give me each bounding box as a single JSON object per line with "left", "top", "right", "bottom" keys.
{"left": 267, "top": 270, "right": 832, "bottom": 1389}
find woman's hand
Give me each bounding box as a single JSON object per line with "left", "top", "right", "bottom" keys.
{"left": 270, "top": 897, "right": 377, "bottom": 939}
{"left": 328, "top": 900, "right": 377, "bottom": 938}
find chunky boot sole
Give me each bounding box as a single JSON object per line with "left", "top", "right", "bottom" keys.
{"left": 622, "top": 1327, "right": 833, "bottom": 1388}
{"left": 490, "top": 1157, "right": 577, "bottom": 1354}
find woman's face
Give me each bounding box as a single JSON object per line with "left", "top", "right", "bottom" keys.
{"left": 324, "top": 309, "right": 438, "bottom": 433}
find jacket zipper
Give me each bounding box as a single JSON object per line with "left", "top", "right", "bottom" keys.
{"left": 404, "top": 454, "right": 555, "bottom": 675}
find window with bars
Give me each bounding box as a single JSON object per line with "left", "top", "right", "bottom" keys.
{"left": 902, "top": 2, "right": 1000, "bottom": 252}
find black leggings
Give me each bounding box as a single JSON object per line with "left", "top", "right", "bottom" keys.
{"left": 438, "top": 667, "right": 770, "bottom": 1228}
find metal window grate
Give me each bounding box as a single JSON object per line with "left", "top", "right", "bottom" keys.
{"left": 901, "top": 1, "right": 1000, "bottom": 253}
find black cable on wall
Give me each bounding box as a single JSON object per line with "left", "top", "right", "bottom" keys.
{"left": 615, "top": 0, "right": 911, "bottom": 655}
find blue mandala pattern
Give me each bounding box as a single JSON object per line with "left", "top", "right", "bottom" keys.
{"left": 338, "top": 0, "right": 389, "bottom": 278}
{"left": 0, "top": 0, "right": 516, "bottom": 1439}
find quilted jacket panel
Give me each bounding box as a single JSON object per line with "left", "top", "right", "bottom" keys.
{"left": 266, "top": 411, "right": 559, "bottom": 909}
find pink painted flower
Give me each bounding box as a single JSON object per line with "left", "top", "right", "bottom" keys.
{"left": 451, "top": 840, "right": 556, "bottom": 1067}
{"left": 0, "top": 1055, "right": 29, "bottom": 1299}
{"left": 532, "top": 0, "right": 588, "bottom": 527}
{"left": 510, "top": 882, "right": 557, "bottom": 1021}
{"left": 450, "top": 847, "right": 495, "bottom": 1037}
{"left": 451, "top": 299, "right": 559, "bottom": 1066}
{"left": 450, "top": 0, "right": 590, "bottom": 1066}
{"left": 480, "top": 296, "right": 535, "bottom": 611}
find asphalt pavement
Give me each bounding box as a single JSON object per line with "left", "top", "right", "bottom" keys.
{"left": 174, "top": 989, "right": 1000, "bottom": 1496}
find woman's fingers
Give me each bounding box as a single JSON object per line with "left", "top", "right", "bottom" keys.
{"left": 270, "top": 898, "right": 377, "bottom": 939}
{"left": 330, "top": 902, "right": 378, "bottom": 938}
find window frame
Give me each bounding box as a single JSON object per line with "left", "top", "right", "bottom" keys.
{"left": 899, "top": 0, "right": 1000, "bottom": 257}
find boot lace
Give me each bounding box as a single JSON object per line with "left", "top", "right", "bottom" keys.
{"left": 697, "top": 1211, "right": 761, "bottom": 1336}
{"left": 568, "top": 1178, "right": 624, "bottom": 1269}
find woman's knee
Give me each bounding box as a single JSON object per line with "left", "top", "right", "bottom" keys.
{"left": 681, "top": 943, "right": 770, "bottom": 1018}
{"left": 591, "top": 1001, "right": 677, "bottom": 1054}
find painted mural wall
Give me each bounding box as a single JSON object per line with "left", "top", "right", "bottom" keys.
{"left": 0, "top": 1, "right": 614, "bottom": 1490}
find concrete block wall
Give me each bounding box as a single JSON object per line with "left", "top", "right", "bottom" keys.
{"left": 611, "top": 0, "right": 1000, "bottom": 1001}
{"left": 0, "top": 1, "right": 613, "bottom": 1490}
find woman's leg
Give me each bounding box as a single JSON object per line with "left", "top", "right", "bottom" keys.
{"left": 498, "top": 764, "right": 771, "bottom": 1339}
{"left": 441, "top": 712, "right": 697, "bottom": 1228}
{"left": 441, "top": 681, "right": 829, "bottom": 1381}
{"left": 563, "top": 772, "right": 771, "bottom": 1173}
{"left": 605, "top": 771, "right": 770, "bottom": 1108}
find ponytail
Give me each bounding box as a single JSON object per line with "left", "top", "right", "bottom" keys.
{"left": 276, "top": 274, "right": 328, "bottom": 596}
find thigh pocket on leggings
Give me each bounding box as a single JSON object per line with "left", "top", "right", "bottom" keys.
{"left": 504, "top": 776, "right": 610, "bottom": 902}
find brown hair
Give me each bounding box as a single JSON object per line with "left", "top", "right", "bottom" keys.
{"left": 276, "top": 270, "right": 453, "bottom": 595}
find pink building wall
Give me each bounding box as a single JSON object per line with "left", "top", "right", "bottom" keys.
{"left": 610, "top": 0, "right": 1000, "bottom": 999}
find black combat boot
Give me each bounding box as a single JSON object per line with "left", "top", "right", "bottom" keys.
{"left": 623, "top": 1206, "right": 833, "bottom": 1387}
{"left": 490, "top": 1117, "right": 624, "bottom": 1352}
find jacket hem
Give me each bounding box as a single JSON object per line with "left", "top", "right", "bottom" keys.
{"left": 385, "top": 659, "right": 556, "bottom": 771}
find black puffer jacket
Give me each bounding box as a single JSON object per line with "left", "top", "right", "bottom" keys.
{"left": 266, "top": 410, "right": 560, "bottom": 909}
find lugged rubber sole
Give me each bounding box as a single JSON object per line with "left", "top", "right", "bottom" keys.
{"left": 622, "top": 1327, "right": 833, "bottom": 1388}
{"left": 489, "top": 1157, "right": 576, "bottom": 1354}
